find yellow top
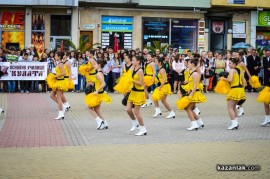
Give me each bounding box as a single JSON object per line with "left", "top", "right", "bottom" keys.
{"left": 123, "top": 64, "right": 132, "bottom": 73}
{"left": 55, "top": 67, "right": 64, "bottom": 80}
{"left": 184, "top": 69, "right": 189, "bottom": 82}
{"left": 158, "top": 69, "right": 167, "bottom": 84}
{"left": 188, "top": 71, "right": 199, "bottom": 90}
{"left": 133, "top": 73, "right": 144, "bottom": 90}
{"left": 236, "top": 64, "right": 244, "bottom": 73}
{"left": 145, "top": 62, "right": 153, "bottom": 75}
{"left": 63, "top": 65, "right": 69, "bottom": 76}
{"left": 94, "top": 71, "right": 103, "bottom": 92}
{"left": 230, "top": 69, "right": 242, "bottom": 87}
{"left": 87, "top": 61, "right": 96, "bottom": 74}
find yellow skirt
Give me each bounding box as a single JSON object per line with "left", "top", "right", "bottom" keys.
{"left": 176, "top": 96, "right": 191, "bottom": 110}
{"left": 114, "top": 72, "right": 133, "bottom": 94}
{"left": 52, "top": 80, "right": 69, "bottom": 92}
{"left": 152, "top": 84, "right": 172, "bottom": 101}
{"left": 181, "top": 83, "right": 203, "bottom": 92}
{"left": 257, "top": 86, "right": 270, "bottom": 104}
{"left": 189, "top": 91, "right": 207, "bottom": 103}
{"left": 128, "top": 90, "right": 146, "bottom": 106}
{"left": 46, "top": 73, "right": 56, "bottom": 89}
{"left": 85, "top": 92, "right": 112, "bottom": 108}
{"left": 214, "top": 80, "right": 231, "bottom": 94}
{"left": 144, "top": 76, "right": 158, "bottom": 87}
{"left": 226, "top": 88, "right": 246, "bottom": 101}
{"left": 64, "top": 78, "right": 75, "bottom": 90}
{"left": 78, "top": 65, "right": 89, "bottom": 76}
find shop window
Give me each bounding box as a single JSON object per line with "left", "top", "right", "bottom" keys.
{"left": 51, "top": 15, "right": 71, "bottom": 36}
{"left": 32, "top": 14, "right": 45, "bottom": 58}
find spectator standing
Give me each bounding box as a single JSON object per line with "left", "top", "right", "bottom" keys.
{"left": 6, "top": 46, "right": 18, "bottom": 92}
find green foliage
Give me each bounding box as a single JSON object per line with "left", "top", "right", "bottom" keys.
{"left": 63, "top": 36, "right": 101, "bottom": 53}
{"left": 256, "top": 46, "right": 270, "bottom": 58}
{"left": 144, "top": 41, "right": 169, "bottom": 53}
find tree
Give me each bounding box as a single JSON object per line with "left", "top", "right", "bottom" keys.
{"left": 144, "top": 41, "right": 169, "bottom": 54}
{"left": 63, "top": 36, "right": 101, "bottom": 53}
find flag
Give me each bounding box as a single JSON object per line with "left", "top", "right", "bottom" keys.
{"left": 61, "top": 41, "right": 64, "bottom": 52}
{"left": 113, "top": 35, "right": 119, "bottom": 53}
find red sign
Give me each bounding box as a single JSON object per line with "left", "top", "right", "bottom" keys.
{"left": 0, "top": 12, "right": 25, "bottom": 30}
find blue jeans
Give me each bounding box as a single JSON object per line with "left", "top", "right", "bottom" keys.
{"left": 75, "top": 74, "right": 82, "bottom": 91}
{"left": 8, "top": 81, "right": 15, "bottom": 92}
{"left": 20, "top": 81, "right": 29, "bottom": 91}
{"left": 31, "top": 81, "right": 39, "bottom": 92}
{"left": 112, "top": 72, "right": 120, "bottom": 89}
{"left": 104, "top": 74, "right": 109, "bottom": 91}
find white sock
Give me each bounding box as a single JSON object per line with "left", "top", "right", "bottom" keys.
{"left": 64, "top": 102, "right": 70, "bottom": 106}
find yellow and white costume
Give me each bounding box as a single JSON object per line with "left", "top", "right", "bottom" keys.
{"left": 226, "top": 68, "right": 246, "bottom": 101}
{"left": 114, "top": 64, "right": 133, "bottom": 94}
{"left": 63, "top": 60, "right": 74, "bottom": 90}
{"left": 51, "top": 65, "right": 69, "bottom": 92}
{"left": 143, "top": 62, "right": 158, "bottom": 87}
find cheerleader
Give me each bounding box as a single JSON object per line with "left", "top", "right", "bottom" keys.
{"left": 126, "top": 56, "right": 147, "bottom": 136}
{"left": 62, "top": 52, "right": 74, "bottom": 110}
{"left": 221, "top": 58, "right": 246, "bottom": 130}
{"left": 185, "top": 58, "right": 207, "bottom": 131}
{"left": 177, "top": 59, "right": 190, "bottom": 98}
{"left": 257, "top": 73, "right": 270, "bottom": 126}
{"left": 85, "top": 60, "right": 112, "bottom": 130}
{"left": 152, "top": 57, "right": 175, "bottom": 119}
{"left": 85, "top": 51, "right": 97, "bottom": 87}
{"left": 122, "top": 54, "right": 133, "bottom": 75}
{"left": 141, "top": 53, "right": 156, "bottom": 108}
{"left": 50, "top": 51, "right": 68, "bottom": 120}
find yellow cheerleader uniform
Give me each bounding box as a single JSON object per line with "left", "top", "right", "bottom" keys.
{"left": 143, "top": 62, "right": 158, "bottom": 87}
{"left": 257, "top": 85, "right": 270, "bottom": 104}
{"left": 226, "top": 68, "right": 246, "bottom": 101}
{"left": 128, "top": 68, "right": 146, "bottom": 106}
{"left": 114, "top": 64, "right": 133, "bottom": 94}
{"left": 85, "top": 71, "right": 112, "bottom": 108}
{"left": 152, "top": 67, "right": 172, "bottom": 101}
{"left": 85, "top": 61, "right": 97, "bottom": 83}
{"left": 46, "top": 73, "right": 57, "bottom": 89}
{"left": 63, "top": 60, "right": 75, "bottom": 90}
{"left": 181, "top": 69, "right": 204, "bottom": 93}
{"left": 52, "top": 64, "right": 69, "bottom": 92}
{"left": 187, "top": 70, "right": 207, "bottom": 103}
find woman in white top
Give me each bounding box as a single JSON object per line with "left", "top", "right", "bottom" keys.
{"left": 172, "top": 55, "right": 184, "bottom": 94}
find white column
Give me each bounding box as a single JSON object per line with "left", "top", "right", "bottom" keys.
{"left": 25, "top": 7, "right": 32, "bottom": 48}
{"left": 71, "top": 7, "right": 79, "bottom": 48}
{"left": 250, "top": 11, "right": 257, "bottom": 48}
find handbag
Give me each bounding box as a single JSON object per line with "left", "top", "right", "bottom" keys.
{"left": 122, "top": 92, "right": 130, "bottom": 106}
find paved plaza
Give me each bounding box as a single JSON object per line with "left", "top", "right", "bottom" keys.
{"left": 0, "top": 92, "right": 269, "bottom": 178}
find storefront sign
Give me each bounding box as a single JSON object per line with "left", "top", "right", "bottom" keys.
{"left": 82, "top": 24, "right": 95, "bottom": 29}
{"left": 227, "top": 0, "right": 245, "bottom": 4}
{"left": 102, "top": 24, "right": 132, "bottom": 32}
{"left": 0, "top": 62, "right": 47, "bottom": 81}
{"left": 233, "top": 22, "right": 245, "bottom": 33}
{"left": 258, "top": 11, "right": 270, "bottom": 26}
{"left": 102, "top": 16, "right": 132, "bottom": 24}
{"left": 233, "top": 34, "right": 246, "bottom": 38}
{"left": 0, "top": 12, "right": 25, "bottom": 30}
{"left": 212, "top": 21, "right": 224, "bottom": 34}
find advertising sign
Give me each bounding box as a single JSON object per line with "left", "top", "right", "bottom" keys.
{"left": 258, "top": 11, "right": 270, "bottom": 26}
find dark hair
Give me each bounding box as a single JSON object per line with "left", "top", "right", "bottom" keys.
{"left": 65, "top": 51, "right": 70, "bottom": 57}
{"left": 184, "top": 58, "right": 190, "bottom": 63}
{"left": 157, "top": 57, "right": 164, "bottom": 64}
{"left": 193, "top": 54, "right": 200, "bottom": 58}
{"left": 33, "top": 54, "right": 39, "bottom": 59}
{"left": 133, "top": 55, "right": 142, "bottom": 62}
{"left": 24, "top": 53, "right": 29, "bottom": 56}
{"left": 55, "top": 51, "right": 62, "bottom": 58}
{"left": 230, "top": 58, "right": 239, "bottom": 65}
{"left": 190, "top": 58, "right": 199, "bottom": 66}
{"left": 97, "top": 59, "right": 107, "bottom": 68}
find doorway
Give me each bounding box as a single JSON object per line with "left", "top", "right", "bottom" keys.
{"left": 50, "top": 36, "right": 71, "bottom": 51}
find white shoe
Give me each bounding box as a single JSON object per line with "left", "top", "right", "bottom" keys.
{"left": 261, "top": 116, "right": 270, "bottom": 126}
{"left": 130, "top": 119, "right": 139, "bottom": 132}
{"left": 64, "top": 102, "right": 71, "bottom": 111}
{"left": 135, "top": 126, "right": 147, "bottom": 136}
{"left": 236, "top": 105, "right": 240, "bottom": 109}
{"left": 227, "top": 119, "right": 239, "bottom": 130}
{"left": 193, "top": 107, "right": 200, "bottom": 116}
{"left": 55, "top": 111, "right": 64, "bottom": 120}
{"left": 147, "top": 99, "right": 152, "bottom": 106}
{"left": 140, "top": 103, "right": 148, "bottom": 108}
{"left": 165, "top": 111, "right": 175, "bottom": 119}
{"left": 96, "top": 117, "right": 104, "bottom": 130}
{"left": 186, "top": 121, "right": 199, "bottom": 131}
{"left": 197, "top": 118, "right": 204, "bottom": 128}
{"left": 153, "top": 108, "right": 162, "bottom": 118}
{"left": 0, "top": 108, "right": 4, "bottom": 115}
{"left": 237, "top": 107, "right": 244, "bottom": 117}
{"left": 103, "top": 120, "right": 109, "bottom": 129}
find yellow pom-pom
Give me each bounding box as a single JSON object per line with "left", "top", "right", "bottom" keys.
{"left": 144, "top": 76, "right": 154, "bottom": 87}
{"left": 181, "top": 84, "right": 190, "bottom": 92}
{"left": 249, "top": 76, "right": 261, "bottom": 89}
{"left": 176, "top": 96, "right": 191, "bottom": 110}
{"left": 79, "top": 65, "right": 89, "bottom": 76}
{"left": 152, "top": 88, "right": 164, "bottom": 101}
{"left": 214, "top": 80, "right": 231, "bottom": 94}
{"left": 68, "top": 79, "right": 75, "bottom": 90}
{"left": 46, "top": 73, "right": 56, "bottom": 88}
{"left": 114, "top": 72, "right": 133, "bottom": 94}
{"left": 257, "top": 86, "right": 270, "bottom": 104}
{"left": 198, "top": 83, "right": 204, "bottom": 91}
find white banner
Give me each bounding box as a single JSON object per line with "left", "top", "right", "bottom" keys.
{"left": 0, "top": 62, "right": 48, "bottom": 81}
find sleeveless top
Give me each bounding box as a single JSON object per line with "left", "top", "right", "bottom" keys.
{"left": 157, "top": 67, "right": 168, "bottom": 84}
{"left": 55, "top": 62, "right": 64, "bottom": 80}
{"left": 94, "top": 70, "right": 104, "bottom": 93}
{"left": 144, "top": 62, "right": 153, "bottom": 76}
{"left": 188, "top": 70, "right": 199, "bottom": 90}
{"left": 231, "top": 68, "right": 242, "bottom": 88}
{"left": 132, "top": 68, "right": 144, "bottom": 90}
{"left": 124, "top": 63, "right": 132, "bottom": 73}
{"left": 87, "top": 60, "right": 97, "bottom": 75}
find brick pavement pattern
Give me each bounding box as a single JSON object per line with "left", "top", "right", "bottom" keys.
{"left": 0, "top": 92, "right": 269, "bottom": 178}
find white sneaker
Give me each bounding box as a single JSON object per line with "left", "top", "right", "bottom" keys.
{"left": 237, "top": 107, "right": 244, "bottom": 117}
{"left": 165, "top": 111, "right": 175, "bottom": 119}
{"left": 147, "top": 99, "right": 152, "bottom": 106}
{"left": 153, "top": 108, "right": 162, "bottom": 118}
{"left": 130, "top": 119, "right": 139, "bottom": 132}
{"left": 193, "top": 107, "right": 200, "bottom": 116}
{"left": 261, "top": 116, "right": 270, "bottom": 126}
{"left": 187, "top": 121, "right": 199, "bottom": 131}
{"left": 0, "top": 108, "right": 4, "bottom": 115}
{"left": 96, "top": 117, "right": 105, "bottom": 130}
{"left": 135, "top": 126, "right": 147, "bottom": 136}
{"left": 140, "top": 103, "right": 148, "bottom": 108}
{"left": 55, "top": 111, "right": 64, "bottom": 120}
{"left": 227, "top": 119, "right": 239, "bottom": 130}
{"left": 236, "top": 105, "right": 240, "bottom": 109}
{"left": 150, "top": 91, "right": 153, "bottom": 94}
{"left": 103, "top": 120, "right": 109, "bottom": 129}
{"left": 197, "top": 118, "right": 204, "bottom": 128}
